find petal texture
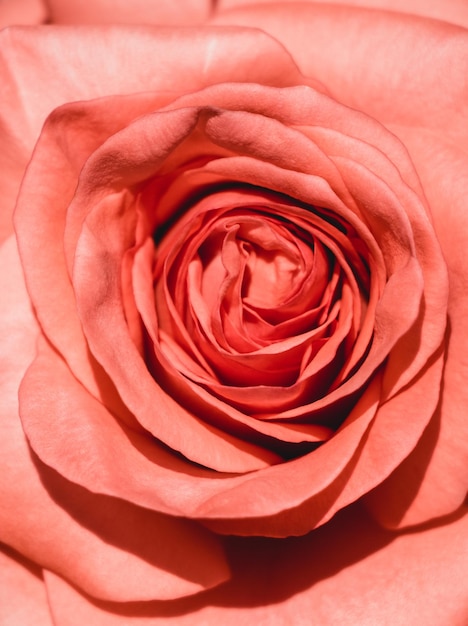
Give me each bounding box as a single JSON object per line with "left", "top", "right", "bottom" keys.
{"left": 46, "top": 0, "right": 212, "bottom": 25}
{"left": 0, "top": 545, "right": 53, "bottom": 626}
{"left": 216, "top": 0, "right": 468, "bottom": 28}
{"left": 44, "top": 506, "right": 468, "bottom": 625}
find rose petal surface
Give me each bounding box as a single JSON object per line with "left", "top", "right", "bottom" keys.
{"left": 46, "top": 0, "right": 212, "bottom": 25}
{"left": 44, "top": 505, "right": 468, "bottom": 625}
{"left": 216, "top": 0, "right": 468, "bottom": 28}
{"left": 0, "top": 545, "right": 53, "bottom": 626}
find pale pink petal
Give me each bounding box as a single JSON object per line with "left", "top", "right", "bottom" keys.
{"left": 0, "top": 237, "right": 229, "bottom": 602}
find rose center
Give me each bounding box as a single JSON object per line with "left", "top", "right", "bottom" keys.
{"left": 150, "top": 188, "right": 370, "bottom": 410}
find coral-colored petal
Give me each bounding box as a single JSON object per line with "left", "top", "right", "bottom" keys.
{"left": 216, "top": 0, "right": 468, "bottom": 28}
{"left": 0, "top": 545, "right": 53, "bottom": 626}
{"left": 44, "top": 505, "right": 468, "bottom": 625}
{"left": 365, "top": 128, "right": 468, "bottom": 526}
{"left": 212, "top": 4, "right": 468, "bottom": 147}
{"left": 46, "top": 0, "right": 212, "bottom": 25}
{"left": 8, "top": 29, "right": 302, "bottom": 428}
{"left": 0, "top": 238, "right": 229, "bottom": 602}
{"left": 212, "top": 0, "right": 467, "bottom": 527}
{"left": 2, "top": 24, "right": 301, "bottom": 240}
{"left": 0, "top": 0, "right": 46, "bottom": 27}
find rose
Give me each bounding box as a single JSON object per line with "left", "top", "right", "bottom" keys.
{"left": 0, "top": 6, "right": 467, "bottom": 626}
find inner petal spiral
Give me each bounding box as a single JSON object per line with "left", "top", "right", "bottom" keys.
{"left": 148, "top": 187, "right": 372, "bottom": 417}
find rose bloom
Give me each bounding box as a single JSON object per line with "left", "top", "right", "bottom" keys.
{"left": 1, "top": 0, "right": 467, "bottom": 624}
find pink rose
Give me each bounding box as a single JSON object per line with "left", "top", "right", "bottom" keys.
{"left": 1, "top": 3, "right": 467, "bottom": 625}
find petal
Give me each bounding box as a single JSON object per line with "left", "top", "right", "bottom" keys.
{"left": 0, "top": 545, "right": 53, "bottom": 626}
{"left": 211, "top": 4, "right": 468, "bottom": 147}
{"left": 1, "top": 24, "right": 302, "bottom": 242}
{"left": 1, "top": 24, "right": 302, "bottom": 152}
{"left": 0, "top": 238, "right": 230, "bottom": 602}
{"left": 46, "top": 0, "right": 212, "bottom": 25}
{"left": 2, "top": 403, "right": 230, "bottom": 602}
{"left": 44, "top": 505, "right": 468, "bottom": 625}
{"left": 9, "top": 27, "right": 303, "bottom": 433}
{"left": 364, "top": 129, "right": 468, "bottom": 526}
{"left": 0, "top": 0, "right": 47, "bottom": 28}
{"left": 216, "top": 0, "right": 468, "bottom": 29}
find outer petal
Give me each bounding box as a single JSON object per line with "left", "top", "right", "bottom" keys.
{"left": 364, "top": 128, "right": 468, "bottom": 526}
{"left": 0, "top": 24, "right": 302, "bottom": 243}
{"left": 0, "top": 237, "right": 230, "bottom": 602}
{"left": 0, "top": 545, "right": 53, "bottom": 626}
{"left": 211, "top": 5, "right": 468, "bottom": 144}
{"left": 44, "top": 505, "right": 468, "bottom": 625}
{"left": 46, "top": 0, "right": 212, "bottom": 25}
{"left": 7, "top": 24, "right": 303, "bottom": 399}
{"left": 0, "top": 24, "right": 302, "bottom": 149}
{"left": 0, "top": 0, "right": 47, "bottom": 28}
{"left": 216, "top": 0, "right": 468, "bottom": 29}
{"left": 212, "top": 1, "right": 468, "bottom": 526}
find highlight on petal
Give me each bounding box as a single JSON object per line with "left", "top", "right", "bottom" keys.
{"left": 0, "top": 24, "right": 303, "bottom": 155}
{"left": 211, "top": 3, "right": 468, "bottom": 145}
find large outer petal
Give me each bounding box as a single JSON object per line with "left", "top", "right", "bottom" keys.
{"left": 211, "top": 4, "right": 468, "bottom": 142}
{"left": 0, "top": 24, "right": 302, "bottom": 243}
{"left": 5, "top": 23, "right": 302, "bottom": 398}
{"left": 216, "top": 0, "right": 468, "bottom": 28}
{"left": 0, "top": 237, "right": 230, "bottom": 602}
{"left": 44, "top": 505, "right": 468, "bottom": 625}
{"left": 212, "top": 1, "right": 468, "bottom": 526}
{"left": 0, "top": 545, "right": 53, "bottom": 626}
{"left": 0, "top": 0, "right": 47, "bottom": 28}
